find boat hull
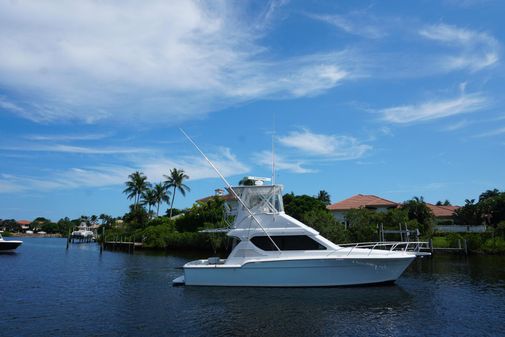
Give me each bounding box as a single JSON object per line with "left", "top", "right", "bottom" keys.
{"left": 181, "top": 256, "right": 416, "bottom": 287}
{"left": 0, "top": 241, "right": 23, "bottom": 253}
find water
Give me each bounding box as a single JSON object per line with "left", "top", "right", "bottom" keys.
{"left": 1, "top": 238, "right": 505, "bottom": 337}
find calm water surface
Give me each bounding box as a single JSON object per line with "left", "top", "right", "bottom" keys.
{"left": 1, "top": 238, "right": 505, "bottom": 337}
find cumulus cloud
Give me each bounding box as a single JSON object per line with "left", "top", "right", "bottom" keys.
{"left": 0, "top": 1, "right": 351, "bottom": 124}
{"left": 419, "top": 24, "right": 500, "bottom": 72}
{"left": 380, "top": 93, "right": 488, "bottom": 124}
{"left": 253, "top": 150, "right": 315, "bottom": 174}
{"left": 140, "top": 147, "right": 250, "bottom": 181}
{"left": 277, "top": 129, "right": 371, "bottom": 160}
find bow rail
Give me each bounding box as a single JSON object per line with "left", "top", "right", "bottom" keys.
{"left": 335, "top": 241, "right": 431, "bottom": 256}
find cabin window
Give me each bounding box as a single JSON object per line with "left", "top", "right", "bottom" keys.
{"left": 251, "top": 235, "right": 326, "bottom": 251}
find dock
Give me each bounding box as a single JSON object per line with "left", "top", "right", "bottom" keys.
{"left": 422, "top": 238, "right": 468, "bottom": 255}
{"left": 103, "top": 240, "right": 143, "bottom": 253}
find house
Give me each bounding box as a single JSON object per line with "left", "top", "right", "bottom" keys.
{"left": 197, "top": 188, "right": 239, "bottom": 215}
{"left": 426, "top": 204, "right": 460, "bottom": 225}
{"left": 327, "top": 195, "right": 462, "bottom": 227}
{"left": 17, "top": 219, "right": 31, "bottom": 232}
{"left": 327, "top": 194, "right": 399, "bottom": 224}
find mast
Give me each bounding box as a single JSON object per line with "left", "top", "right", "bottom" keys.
{"left": 271, "top": 113, "right": 276, "bottom": 185}
{"left": 179, "top": 128, "right": 281, "bottom": 252}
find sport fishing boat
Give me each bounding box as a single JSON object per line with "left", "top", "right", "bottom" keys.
{"left": 172, "top": 178, "right": 429, "bottom": 287}
{"left": 71, "top": 222, "right": 95, "bottom": 242}
{"left": 0, "top": 233, "right": 23, "bottom": 252}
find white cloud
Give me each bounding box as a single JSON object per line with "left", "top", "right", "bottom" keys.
{"left": 141, "top": 147, "right": 250, "bottom": 182}
{"left": 277, "top": 129, "right": 371, "bottom": 159}
{"left": 380, "top": 93, "right": 488, "bottom": 124}
{"left": 25, "top": 133, "right": 111, "bottom": 141}
{"left": 0, "top": 166, "right": 133, "bottom": 193}
{"left": 419, "top": 24, "right": 500, "bottom": 71}
{"left": 253, "top": 151, "right": 315, "bottom": 174}
{"left": 0, "top": 147, "right": 249, "bottom": 193}
{"left": 310, "top": 13, "right": 386, "bottom": 39}
{"left": 474, "top": 126, "right": 505, "bottom": 138}
{"left": 0, "top": 1, "right": 351, "bottom": 124}
{"left": 0, "top": 144, "right": 149, "bottom": 155}
{"left": 442, "top": 119, "right": 470, "bottom": 131}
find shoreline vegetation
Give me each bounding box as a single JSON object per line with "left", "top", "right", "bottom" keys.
{"left": 2, "top": 169, "right": 504, "bottom": 255}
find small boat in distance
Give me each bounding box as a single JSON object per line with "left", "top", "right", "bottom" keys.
{"left": 70, "top": 222, "right": 95, "bottom": 243}
{"left": 0, "top": 233, "right": 23, "bottom": 253}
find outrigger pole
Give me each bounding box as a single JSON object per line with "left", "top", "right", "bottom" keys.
{"left": 179, "top": 128, "right": 281, "bottom": 252}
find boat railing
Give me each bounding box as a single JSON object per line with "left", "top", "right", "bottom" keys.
{"left": 335, "top": 241, "right": 430, "bottom": 256}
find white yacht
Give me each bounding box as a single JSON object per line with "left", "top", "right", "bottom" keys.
{"left": 71, "top": 222, "right": 95, "bottom": 241}
{"left": 173, "top": 180, "right": 428, "bottom": 287}
{"left": 0, "top": 233, "right": 23, "bottom": 252}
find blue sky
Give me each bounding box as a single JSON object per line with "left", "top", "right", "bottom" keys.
{"left": 1, "top": 0, "right": 504, "bottom": 221}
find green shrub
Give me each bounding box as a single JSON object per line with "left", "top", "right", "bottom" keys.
{"left": 482, "top": 237, "right": 505, "bottom": 254}
{"left": 431, "top": 236, "right": 450, "bottom": 248}
{"left": 301, "top": 209, "right": 348, "bottom": 244}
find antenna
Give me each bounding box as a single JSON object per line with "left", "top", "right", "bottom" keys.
{"left": 271, "top": 113, "right": 275, "bottom": 185}
{"left": 179, "top": 128, "right": 281, "bottom": 252}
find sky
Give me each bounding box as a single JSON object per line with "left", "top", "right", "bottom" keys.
{"left": 1, "top": 0, "right": 504, "bottom": 221}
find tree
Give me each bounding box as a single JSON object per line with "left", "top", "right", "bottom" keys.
{"left": 175, "top": 197, "right": 227, "bottom": 232}
{"left": 316, "top": 190, "right": 331, "bottom": 205}
{"left": 99, "top": 214, "right": 114, "bottom": 227}
{"left": 142, "top": 188, "right": 157, "bottom": 215}
{"left": 123, "top": 171, "right": 150, "bottom": 210}
{"left": 283, "top": 193, "right": 326, "bottom": 221}
{"left": 382, "top": 208, "right": 409, "bottom": 229}
{"left": 153, "top": 182, "right": 170, "bottom": 216}
{"left": 479, "top": 189, "right": 500, "bottom": 202}
{"left": 402, "top": 196, "right": 434, "bottom": 234}
{"left": 123, "top": 204, "right": 149, "bottom": 230}
{"left": 478, "top": 191, "right": 505, "bottom": 227}
{"left": 164, "top": 168, "right": 190, "bottom": 218}
{"left": 301, "top": 208, "right": 347, "bottom": 244}
{"left": 344, "top": 208, "right": 379, "bottom": 242}
{"left": 436, "top": 200, "right": 451, "bottom": 206}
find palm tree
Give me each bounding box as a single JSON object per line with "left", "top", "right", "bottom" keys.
{"left": 164, "top": 168, "right": 190, "bottom": 218}
{"left": 123, "top": 171, "right": 150, "bottom": 210}
{"left": 141, "top": 188, "right": 157, "bottom": 215}
{"left": 316, "top": 190, "right": 331, "bottom": 205}
{"left": 153, "top": 182, "right": 170, "bottom": 216}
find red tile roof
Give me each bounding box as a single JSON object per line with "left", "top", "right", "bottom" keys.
{"left": 196, "top": 194, "right": 237, "bottom": 203}
{"left": 17, "top": 220, "right": 31, "bottom": 225}
{"left": 327, "top": 194, "right": 399, "bottom": 211}
{"left": 426, "top": 204, "right": 460, "bottom": 218}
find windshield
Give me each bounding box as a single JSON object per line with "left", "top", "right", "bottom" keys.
{"left": 234, "top": 185, "right": 284, "bottom": 214}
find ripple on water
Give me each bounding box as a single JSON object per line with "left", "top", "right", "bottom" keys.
{"left": 1, "top": 239, "right": 505, "bottom": 337}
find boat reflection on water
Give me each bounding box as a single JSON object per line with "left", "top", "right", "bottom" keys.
{"left": 179, "top": 285, "right": 414, "bottom": 336}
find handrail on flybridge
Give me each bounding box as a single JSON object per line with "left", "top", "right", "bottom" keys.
{"left": 179, "top": 128, "right": 282, "bottom": 253}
